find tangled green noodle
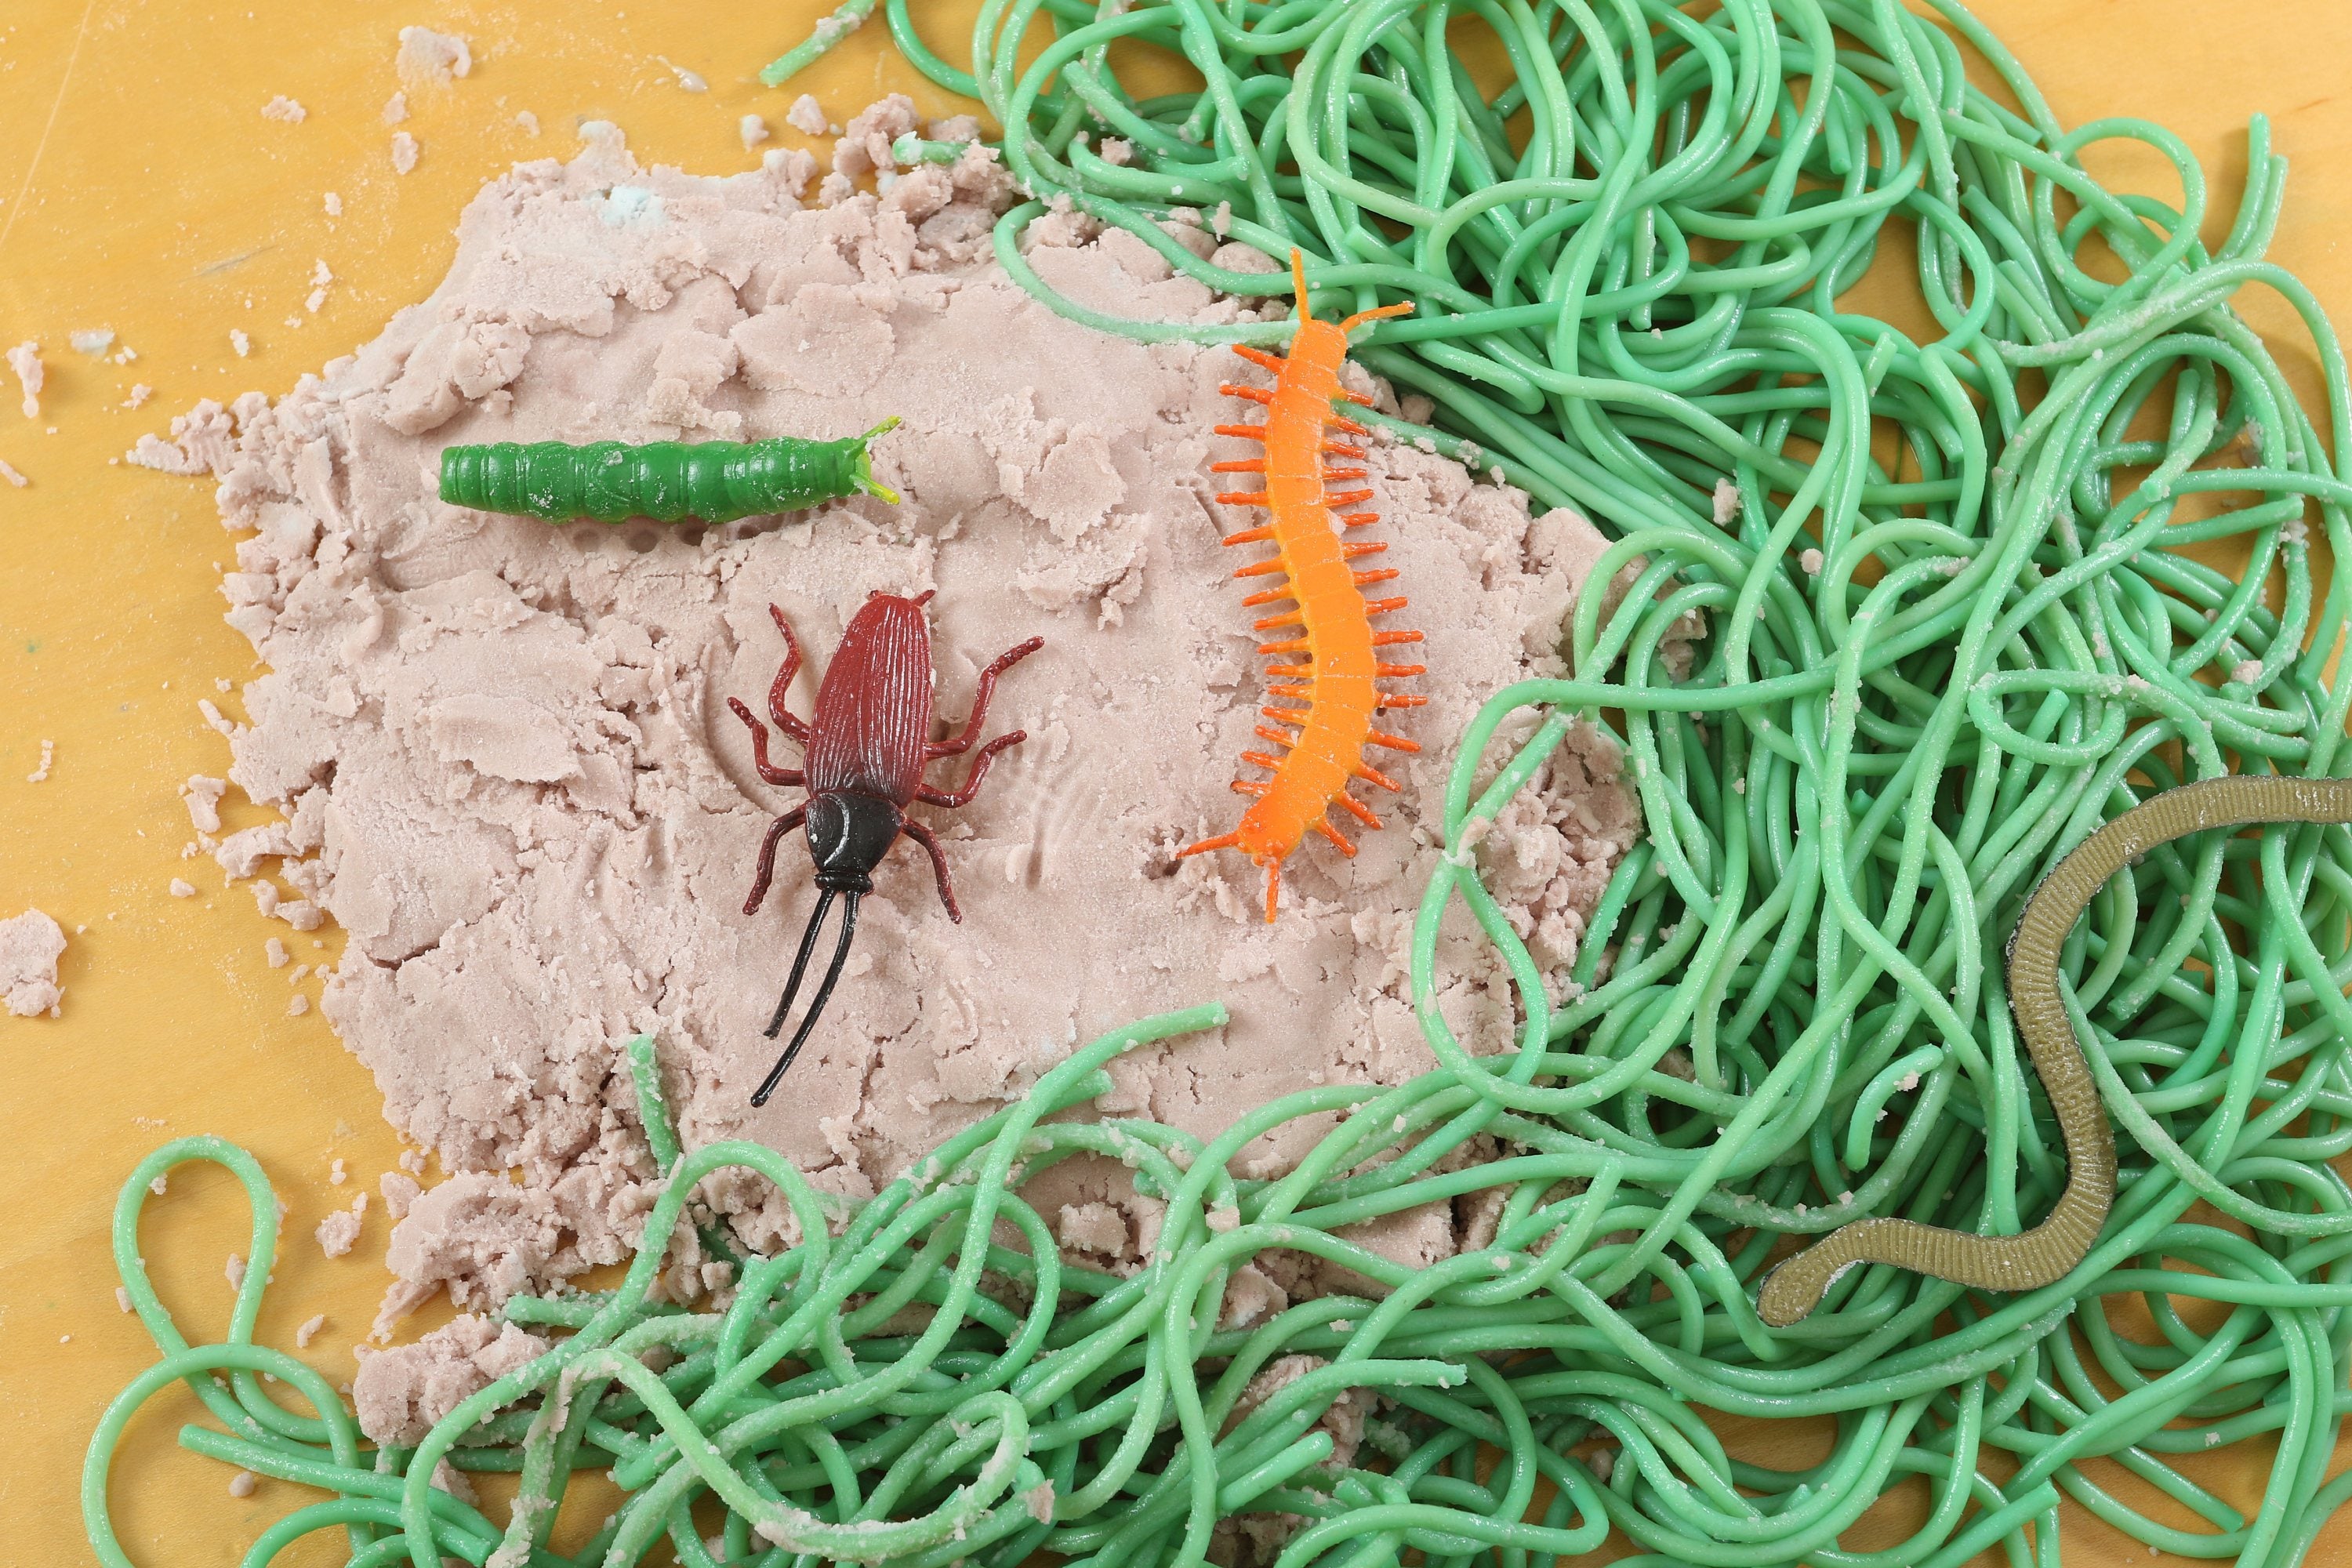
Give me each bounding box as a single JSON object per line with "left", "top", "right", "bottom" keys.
{"left": 85, "top": 1, "right": 2352, "bottom": 1565}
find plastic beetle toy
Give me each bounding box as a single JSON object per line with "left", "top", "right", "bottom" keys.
{"left": 729, "top": 591, "right": 1044, "bottom": 1105}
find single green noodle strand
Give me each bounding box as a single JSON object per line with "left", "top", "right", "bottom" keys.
{"left": 624, "top": 1033, "right": 683, "bottom": 1178}
{"left": 760, "top": 0, "right": 879, "bottom": 87}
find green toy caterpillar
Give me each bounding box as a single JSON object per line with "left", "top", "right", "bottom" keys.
{"left": 439, "top": 419, "right": 899, "bottom": 524}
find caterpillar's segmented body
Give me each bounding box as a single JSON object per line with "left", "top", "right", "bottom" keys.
{"left": 1181, "top": 254, "right": 1425, "bottom": 921}
{"left": 439, "top": 420, "right": 900, "bottom": 524}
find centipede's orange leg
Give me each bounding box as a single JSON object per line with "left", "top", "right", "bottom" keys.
{"left": 1181, "top": 831, "right": 1242, "bottom": 858}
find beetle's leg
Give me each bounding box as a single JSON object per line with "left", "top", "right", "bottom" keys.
{"left": 927, "top": 635, "right": 1044, "bottom": 757}
{"left": 742, "top": 804, "right": 807, "bottom": 916}
{"left": 900, "top": 818, "right": 963, "bottom": 922}
{"left": 728, "top": 699, "right": 807, "bottom": 787}
{"left": 917, "top": 728, "right": 1026, "bottom": 808}
{"left": 765, "top": 604, "right": 814, "bottom": 743}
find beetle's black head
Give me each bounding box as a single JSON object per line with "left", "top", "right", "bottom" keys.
{"left": 804, "top": 791, "right": 902, "bottom": 893}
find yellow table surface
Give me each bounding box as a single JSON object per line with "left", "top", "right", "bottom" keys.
{"left": 5, "top": 2, "right": 2352, "bottom": 1563}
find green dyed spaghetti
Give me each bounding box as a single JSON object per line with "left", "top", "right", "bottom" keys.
{"left": 858, "top": 0, "right": 2352, "bottom": 1558}
{"left": 84, "top": 2, "right": 2352, "bottom": 1565}
{"left": 93, "top": 1007, "right": 1624, "bottom": 1568}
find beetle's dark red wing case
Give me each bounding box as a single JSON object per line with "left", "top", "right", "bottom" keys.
{"left": 804, "top": 596, "right": 935, "bottom": 804}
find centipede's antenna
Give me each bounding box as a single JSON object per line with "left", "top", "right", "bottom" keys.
{"left": 1339, "top": 299, "right": 1416, "bottom": 333}
{"left": 751, "top": 887, "right": 862, "bottom": 1105}
{"left": 1290, "top": 247, "right": 1412, "bottom": 337}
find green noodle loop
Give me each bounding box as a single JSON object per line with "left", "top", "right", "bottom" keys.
{"left": 82, "top": 1, "right": 2352, "bottom": 1563}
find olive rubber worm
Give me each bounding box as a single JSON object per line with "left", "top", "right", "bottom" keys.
{"left": 1759, "top": 774, "right": 2352, "bottom": 1326}
{"left": 439, "top": 419, "right": 900, "bottom": 524}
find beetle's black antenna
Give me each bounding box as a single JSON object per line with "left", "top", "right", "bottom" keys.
{"left": 752, "top": 890, "right": 862, "bottom": 1106}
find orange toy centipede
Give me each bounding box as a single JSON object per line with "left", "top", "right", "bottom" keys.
{"left": 1181, "top": 252, "right": 1425, "bottom": 921}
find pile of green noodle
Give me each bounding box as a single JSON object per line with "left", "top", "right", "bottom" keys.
{"left": 85, "top": 2, "right": 2352, "bottom": 1565}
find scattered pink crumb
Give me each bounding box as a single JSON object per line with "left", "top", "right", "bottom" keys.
{"left": 289, "top": 993, "right": 310, "bottom": 1017}
{"left": 295, "top": 1312, "right": 328, "bottom": 1348}
{"left": 182, "top": 775, "right": 227, "bottom": 833}
{"left": 383, "top": 91, "right": 409, "bottom": 125}
{"left": 115, "top": 1286, "right": 132, "bottom": 1313}
{"left": 226, "top": 1252, "right": 246, "bottom": 1290}
{"left": 330, "top": 1156, "right": 347, "bottom": 1184}
{"left": 396, "top": 26, "right": 472, "bottom": 85}
{"left": 266, "top": 937, "right": 290, "bottom": 967}
{"left": 316, "top": 1203, "right": 363, "bottom": 1258}
{"left": 261, "top": 96, "right": 306, "bottom": 124}
{"left": 1712, "top": 477, "right": 1740, "bottom": 526}
{"left": 231, "top": 329, "right": 252, "bottom": 358}
{"left": 168, "top": 878, "right": 197, "bottom": 898}
{"left": 229, "top": 1470, "right": 257, "bottom": 1498}
{"left": 0, "top": 457, "right": 27, "bottom": 488}
{"left": 8, "top": 341, "right": 41, "bottom": 419}
{"left": 25, "top": 739, "right": 52, "bottom": 782}
{"left": 125, "top": 384, "right": 152, "bottom": 408}
{"left": 1799, "top": 547, "right": 1825, "bottom": 575}
{"left": 390, "top": 132, "right": 419, "bottom": 175}
{"left": 739, "top": 114, "right": 769, "bottom": 150}
{"left": 785, "top": 94, "right": 829, "bottom": 136}
{"left": 324, "top": 191, "right": 343, "bottom": 217}
{"left": 514, "top": 110, "right": 540, "bottom": 135}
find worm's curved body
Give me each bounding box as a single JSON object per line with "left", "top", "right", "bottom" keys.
{"left": 1181, "top": 255, "right": 1423, "bottom": 920}
{"left": 1759, "top": 775, "right": 2352, "bottom": 1325}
